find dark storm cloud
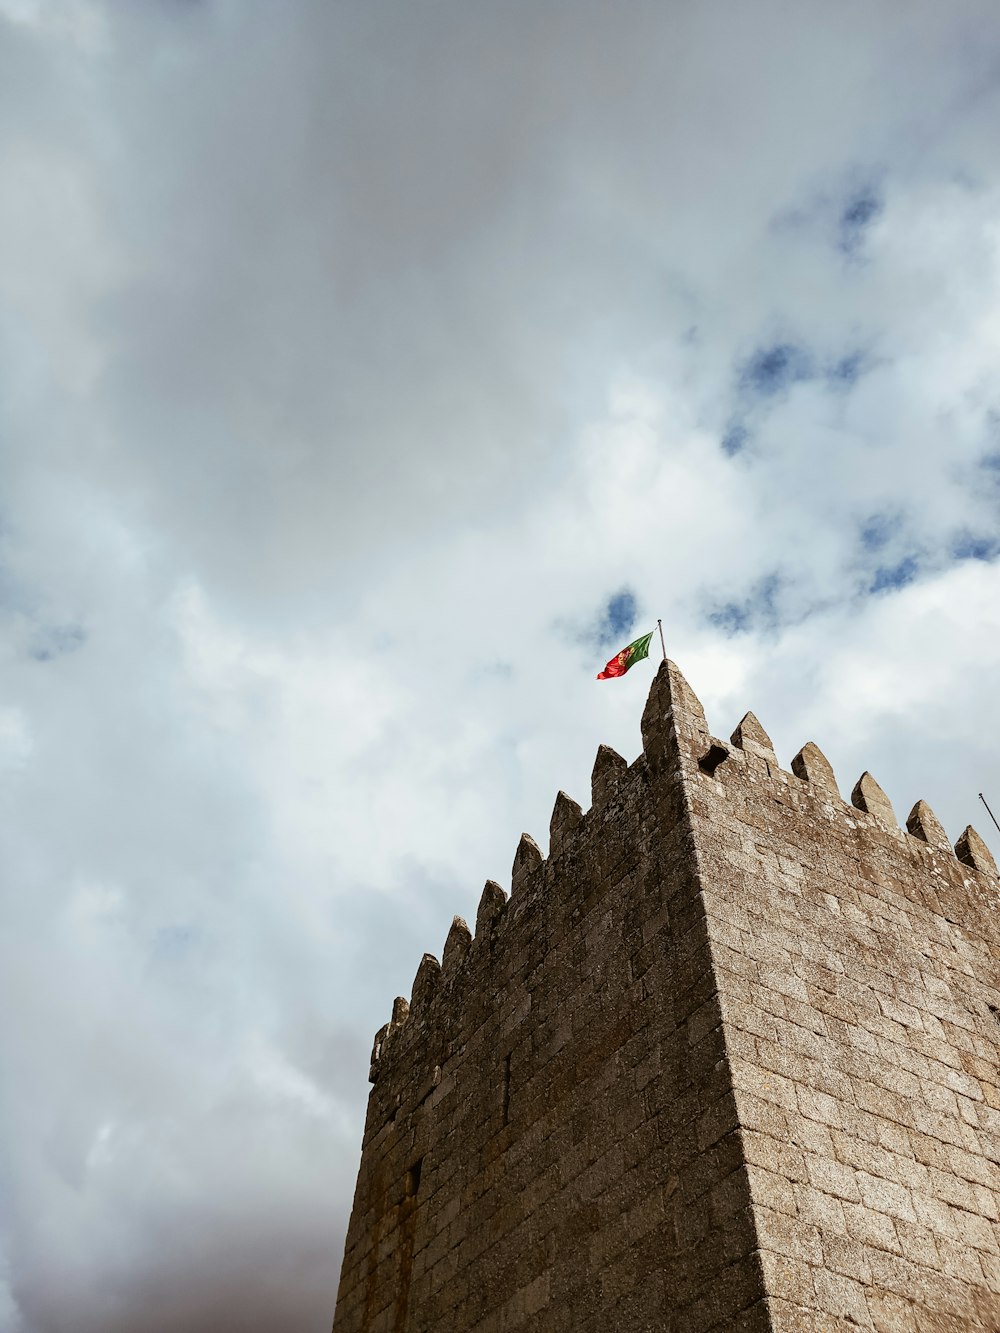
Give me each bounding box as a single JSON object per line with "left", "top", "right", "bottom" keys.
{"left": 91, "top": 0, "right": 711, "bottom": 613}
{"left": 64, "top": 0, "right": 994, "bottom": 614}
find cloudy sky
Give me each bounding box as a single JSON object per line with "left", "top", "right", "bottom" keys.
{"left": 3, "top": 1, "right": 1000, "bottom": 1328}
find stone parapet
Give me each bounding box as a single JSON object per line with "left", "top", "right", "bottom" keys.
{"left": 333, "top": 660, "right": 1000, "bottom": 1332}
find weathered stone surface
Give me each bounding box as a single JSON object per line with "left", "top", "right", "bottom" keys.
{"left": 409, "top": 952, "right": 440, "bottom": 1016}
{"left": 333, "top": 662, "right": 1000, "bottom": 1333}
{"left": 791, "top": 741, "right": 839, "bottom": 797}
{"left": 368, "top": 1023, "right": 389, "bottom": 1084}
{"left": 441, "top": 916, "right": 471, "bottom": 973}
{"left": 956, "top": 824, "right": 998, "bottom": 876}
{"left": 474, "top": 879, "right": 507, "bottom": 937}
{"left": 590, "top": 742, "right": 627, "bottom": 808}
{"left": 511, "top": 832, "right": 543, "bottom": 893}
{"left": 641, "top": 657, "right": 709, "bottom": 764}
{"left": 731, "top": 710, "right": 778, "bottom": 767}
{"left": 698, "top": 738, "right": 730, "bottom": 775}
{"left": 548, "top": 789, "right": 583, "bottom": 854}
{"left": 851, "top": 770, "right": 897, "bottom": 829}
{"left": 906, "top": 798, "right": 950, "bottom": 849}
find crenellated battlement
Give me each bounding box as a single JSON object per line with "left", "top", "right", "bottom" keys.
{"left": 368, "top": 661, "right": 997, "bottom": 1096}
{"left": 336, "top": 661, "right": 1000, "bottom": 1333}
{"left": 696, "top": 713, "right": 997, "bottom": 876}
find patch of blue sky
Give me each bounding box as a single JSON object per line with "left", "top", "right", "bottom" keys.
{"left": 152, "top": 925, "right": 198, "bottom": 960}
{"left": 952, "top": 533, "right": 1000, "bottom": 562}
{"left": 596, "top": 589, "right": 638, "bottom": 647}
{"left": 738, "top": 343, "right": 814, "bottom": 399}
{"left": 838, "top": 183, "right": 883, "bottom": 255}
{"left": 869, "top": 555, "right": 919, "bottom": 594}
{"left": 707, "top": 573, "right": 782, "bottom": 636}
{"left": 828, "top": 350, "right": 869, "bottom": 388}
{"left": 557, "top": 591, "right": 641, "bottom": 658}
{"left": 769, "top": 175, "right": 884, "bottom": 257}
{"left": 29, "top": 624, "right": 86, "bottom": 662}
{"left": 721, "top": 421, "right": 749, "bottom": 457}
{"left": 709, "top": 601, "right": 751, "bottom": 635}
{"left": 859, "top": 512, "right": 898, "bottom": 552}
{"left": 724, "top": 336, "right": 872, "bottom": 463}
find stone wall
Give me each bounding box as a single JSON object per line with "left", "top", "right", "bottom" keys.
{"left": 690, "top": 688, "right": 1000, "bottom": 1330}
{"left": 331, "top": 661, "right": 1000, "bottom": 1332}
{"left": 332, "top": 663, "right": 767, "bottom": 1331}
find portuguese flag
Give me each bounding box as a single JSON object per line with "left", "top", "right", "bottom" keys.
{"left": 597, "top": 630, "right": 654, "bottom": 680}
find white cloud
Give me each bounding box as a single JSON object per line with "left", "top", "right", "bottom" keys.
{"left": 0, "top": 0, "right": 104, "bottom": 46}
{"left": 0, "top": 707, "right": 32, "bottom": 772}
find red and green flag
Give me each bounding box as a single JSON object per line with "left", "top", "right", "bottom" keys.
{"left": 597, "top": 630, "right": 654, "bottom": 680}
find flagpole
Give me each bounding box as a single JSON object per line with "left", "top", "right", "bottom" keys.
{"left": 657, "top": 619, "right": 667, "bottom": 663}
{"left": 980, "top": 793, "right": 1000, "bottom": 837}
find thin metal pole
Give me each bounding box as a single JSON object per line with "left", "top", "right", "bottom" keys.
{"left": 657, "top": 618, "right": 667, "bottom": 662}
{"left": 979, "top": 793, "right": 1000, "bottom": 837}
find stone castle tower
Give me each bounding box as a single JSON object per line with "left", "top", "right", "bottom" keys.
{"left": 331, "top": 660, "right": 1000, "bottom": 1332}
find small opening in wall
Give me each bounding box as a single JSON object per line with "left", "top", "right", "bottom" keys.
{"left": 405, "top": 1157, "right": 423, "bottom": 1198}
{"left": 698, "top": 742, "right": 730, "bottom": 776}
{"left": 989, "top": 1005, "right": 1000, "bottom": 1024}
